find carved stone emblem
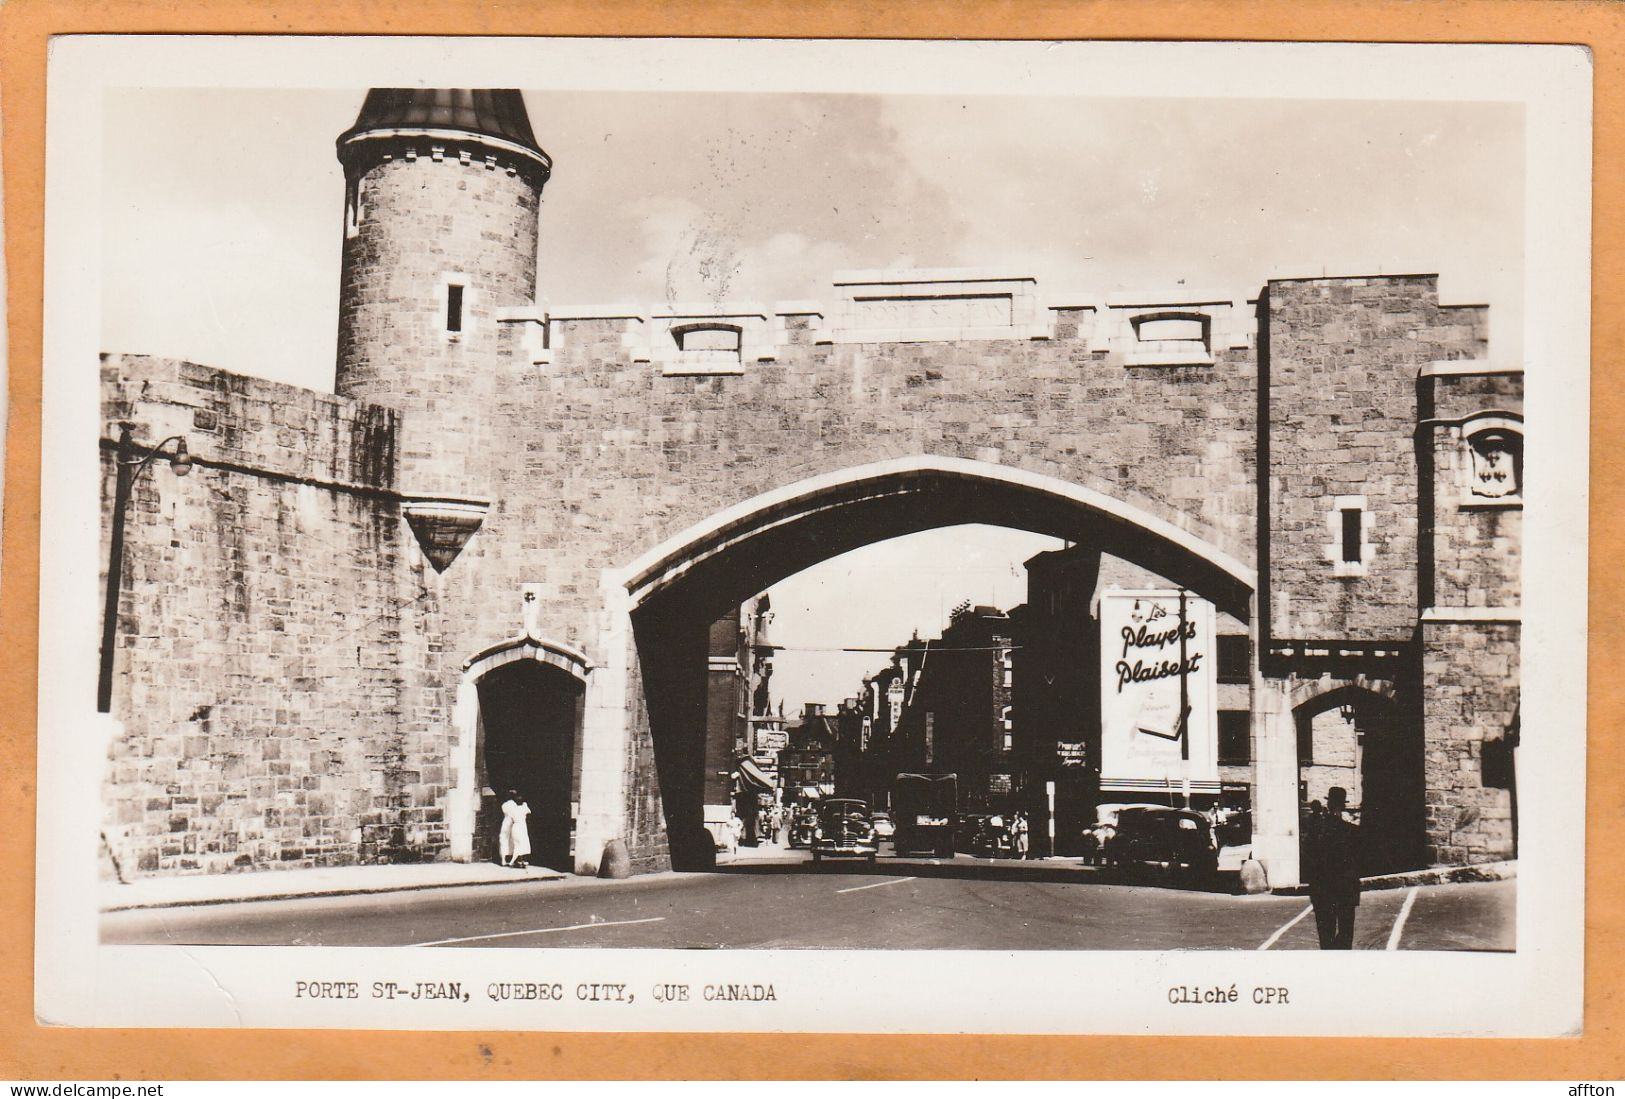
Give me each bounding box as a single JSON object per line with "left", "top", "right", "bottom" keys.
{"left": 1468, "top": 430, "right": 1520, "bottom": 499}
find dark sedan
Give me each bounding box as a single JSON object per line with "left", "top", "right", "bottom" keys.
{"left": 811, "top": 799, "right": 879, "bottom": 864}
{"left": 1105, "top": 806, "right": 1219, "bottom": 877}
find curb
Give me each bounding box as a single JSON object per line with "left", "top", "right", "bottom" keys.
{"left": 1270, "top": 859, "right": 1516, "bottom": 896}
{"left": 102, "top": 870, "right": 567, "bottom": 913}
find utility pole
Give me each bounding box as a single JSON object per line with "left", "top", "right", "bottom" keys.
{"left": 1178, "top": 587, "right": 1191, "bottom": 808}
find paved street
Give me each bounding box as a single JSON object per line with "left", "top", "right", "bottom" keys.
{"left": 102, "top": 847, "right": 1514, "bottom": 952}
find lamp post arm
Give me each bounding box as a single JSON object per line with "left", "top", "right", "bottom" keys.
{"left": 118, "top": 434, "right": 191, "bottom": 477}
{"left": 98, "top": 425, "right": 191, "bottom": 714}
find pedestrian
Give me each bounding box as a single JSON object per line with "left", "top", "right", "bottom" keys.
{"left": 499, "top": 789, "right": 532, "bottom": 869}
{"left": 1013, "top": 811, "right": 1030, "bottom": 859}
{"left": 1305, "top": 786, "right": 1361, "bottom": 949}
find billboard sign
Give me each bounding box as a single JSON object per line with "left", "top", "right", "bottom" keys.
{"left": 1056, "top": 741, "right": 1087, "bottom": 766}
{"left": 1098, "top": 588, "right": 1218, "bottom": 793}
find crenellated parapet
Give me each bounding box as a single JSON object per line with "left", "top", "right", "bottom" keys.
{"left": 499, "top": 269, "right": 1267, "bottom": 373}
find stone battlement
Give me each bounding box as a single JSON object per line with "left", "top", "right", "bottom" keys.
{"left": 505, "top": 270, "right": 1481, "bottom": 375}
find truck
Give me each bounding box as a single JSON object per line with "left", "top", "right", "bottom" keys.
{"left": 892, "top": 773, "right": 958, "bottom": 857}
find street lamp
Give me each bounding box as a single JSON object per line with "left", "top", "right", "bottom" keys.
{"left": 98, "top": 422, "right": 193, "bottom": 713}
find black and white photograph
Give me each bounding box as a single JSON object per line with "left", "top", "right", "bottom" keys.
{"left": 36, "top": 37, "right": 1589, "bottom": 1035}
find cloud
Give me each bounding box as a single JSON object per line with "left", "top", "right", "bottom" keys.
{"left": 626, "top": 195, "right": 859, "bottom": 307}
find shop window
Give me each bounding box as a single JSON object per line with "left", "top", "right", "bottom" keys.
{"left": 1218, "top": 710, "right": 1250, "bottom": 764}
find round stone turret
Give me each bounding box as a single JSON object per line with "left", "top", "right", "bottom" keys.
{"left": 334, "top": 88, "right": 549, "bottom": 503}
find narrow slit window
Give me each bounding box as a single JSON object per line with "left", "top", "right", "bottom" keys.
{"left": 1340, "top": 507, "right": 1362, "bottom": 563}
{"left": 446, "top": 283, "right": 465, "bottom": 334}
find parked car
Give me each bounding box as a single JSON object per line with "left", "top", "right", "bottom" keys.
{"left": 1079, "top": 802, "right": 1163, "bottom": 865}
{"left": 788, "top": 807, "right": 818, "bottom": 849}
{"left": 811, "top": 798, "right": 879, "bottom": 863}
{"left": 961, "top": 813, "right": 1015, "bottom": 858}
{"left": 1214, "top": 807, "right": 1252, "bottom": 849}
{"left": 956, "top": 812, "right": 992, "bottom": 855}
{"left": 1105, "top": 806, "right": 1219, "bottom": 877}
{"left": 871, "top": 811, "right": 895, "bottom": 840}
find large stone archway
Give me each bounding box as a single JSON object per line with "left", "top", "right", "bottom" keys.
{"left": 571, "top": 455, "right": 1267, "bottom": 876}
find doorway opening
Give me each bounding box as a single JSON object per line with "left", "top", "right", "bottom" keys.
{"left": 475, "top": 659, "right": 584, "bottom": 870}
{"left": 1294, "top": 685, "right": 1425, "bottom": 876}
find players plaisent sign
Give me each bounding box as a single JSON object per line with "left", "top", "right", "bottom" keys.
{"left": 1098, "top": 589, "right": 1218, "bottom": 794}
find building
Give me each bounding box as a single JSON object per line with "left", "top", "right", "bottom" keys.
{"left": 884, "top": 605, "right": 1020, "bottom": 812}
{"left": 97, "top": 87, "right": 1518, "bottom": 887}
{"left": 778, "top": 705, "right": 837, "bottom": 797}
{"left": 700, "top": 595, "right": 778, "bottom": 849}
{"left": 1017, "top": 547, "right": 1254, "bottom": 854}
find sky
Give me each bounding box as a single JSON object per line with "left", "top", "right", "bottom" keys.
{"left": 99, "top": 87, "right": 1523, "bottom": 708}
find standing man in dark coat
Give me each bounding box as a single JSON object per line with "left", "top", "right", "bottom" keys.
{"left": 1306, "top": 786, "right": 1361, "bottom": 949}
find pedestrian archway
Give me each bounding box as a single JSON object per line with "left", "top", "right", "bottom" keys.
{"left": 1293, "top": 683, "right": 1425, "bottom": 876}
{"left": 468, "top": 649, "right": 585, "bottom": 871}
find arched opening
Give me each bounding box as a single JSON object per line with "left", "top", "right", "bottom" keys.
{"left": 621, "top": 457, "right": 1255, "bottom": 872}
{"left": 473, "top": 658, "right": 584, "bottom": 870}
{"left": 1293, "top": 683, "right": 1425, "bottom": 876}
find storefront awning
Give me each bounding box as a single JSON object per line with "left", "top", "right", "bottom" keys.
{"left": 738, "top": 758, "right": 775, "bottom": 792}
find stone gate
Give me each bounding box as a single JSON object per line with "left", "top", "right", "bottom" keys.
{"left": 98, "top": 89, "right": 1520, "bottom": 887}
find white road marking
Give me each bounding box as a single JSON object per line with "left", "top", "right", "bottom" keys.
{"left": 836, "top": 876, "right": 917, "bottom": 895}
{"left": 1386, "top": 886, "right": 1420, "bottom": 951}
{"left": 1258, "top": 904, "right": 1313, "bottom": 950}
{"left": 412, "top": 916, "right": 665, "bottom": 947}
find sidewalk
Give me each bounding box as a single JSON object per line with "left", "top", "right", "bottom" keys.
{"left": 101, "top": 860, "right": 567, "bottom": 913}
{"left": 715, "top": 840, "right": 800, "bottom": 866}
{"left": 1270, "top": 859, "right": 1517, "bottom": 896}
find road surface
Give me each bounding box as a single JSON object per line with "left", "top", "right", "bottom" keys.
{"left": 102, "top": 848, "right": 1514, "bottom": 952}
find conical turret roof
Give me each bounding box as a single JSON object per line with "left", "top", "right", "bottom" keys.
{"left": 339, "top": 89, "right": 546, "bottom": 160}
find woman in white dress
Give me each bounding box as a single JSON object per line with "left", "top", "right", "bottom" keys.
{"left": 499, "top": 790, "right": 532, "bottom": 868}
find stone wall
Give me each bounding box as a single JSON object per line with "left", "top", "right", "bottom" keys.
{"left": 1262, "top": 276, "right": 1487, "bottom": 642}
{"left": 102, "top": 268, "right": 1517, "bottom": 878}
{"left": 1421, "top": 622, "right": 1519, "bottom": 863}
{"left": 1424, "top": 370, "right": 1523, "bottom": 611}
{"left": 100, "top": 355, "right": 452, "bottom": 876}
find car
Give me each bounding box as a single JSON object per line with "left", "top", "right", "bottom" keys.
{"left": 870, "top": 811, "right": 895, "bottom": 839}
{"left": 1214, "top": 807, "right": 1252, "bottom": 849}
{"left": 1080, "top": 802, "right": 1163, "bottom": 865}
{"left": 956, "top": 812, "right": 993, "bottom": 854}
{"left": 787, "top": 808, "right": 818, "bottom": 849}
{"left": 810, "top": 798, "right": 879, "bottom": 863}
{"left": 1105, "top": 806, "right": 1219, "bottom": 877}
{"left": 963, "top": 813, "right": 1015, "bottom": 858}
